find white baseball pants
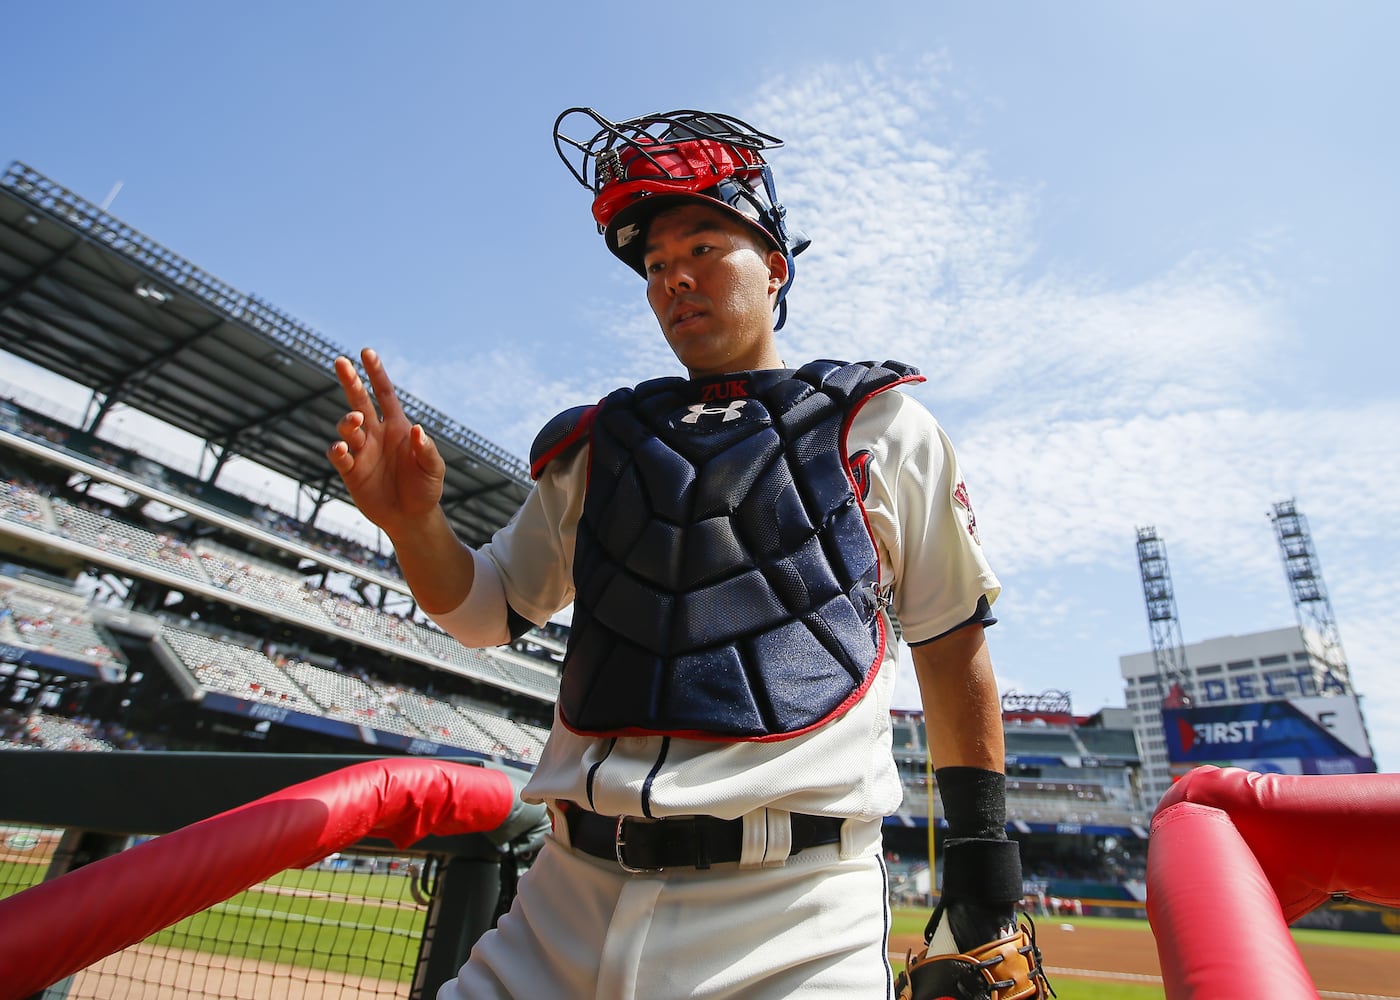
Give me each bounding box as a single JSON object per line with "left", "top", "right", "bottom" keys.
{"left": 439, "top": 814, "right": 893, "bottom": 999}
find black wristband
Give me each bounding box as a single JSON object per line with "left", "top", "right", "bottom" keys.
{"left": 936, "top": 766, "right": 1022, "bottom": 906}
{"left": 940, "top": 838, "right": 1024, "bottom": 903}
{"left": 935, "top": 766, "right": 1008, "bottom": 841}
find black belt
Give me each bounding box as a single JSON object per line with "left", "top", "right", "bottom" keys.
{"left": 564, "top": 807, "right": 844, "bottom": 872}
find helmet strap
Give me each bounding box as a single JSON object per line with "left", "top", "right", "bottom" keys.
{"left": 752, "top": 164, "right": 798, "bottom": 332}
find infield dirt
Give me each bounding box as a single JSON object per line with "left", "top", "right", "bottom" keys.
{"left": 890, "top": 919, "right": 1399, "bottom": 996}
{"left": 65, "top": 918, "right": 1400, "bottom": 999}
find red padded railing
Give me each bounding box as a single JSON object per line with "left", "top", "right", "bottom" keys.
{"left": 0, "top": 757, "right": 516, "bottom": 999}
{"left": 1147, "top": 765, "right": 1400, "bottom": 999}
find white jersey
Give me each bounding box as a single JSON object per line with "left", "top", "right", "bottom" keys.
{"left": 477, "top": 387, "right": 999, "bottom": 820}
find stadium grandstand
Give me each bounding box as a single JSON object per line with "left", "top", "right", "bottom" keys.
{"left": 885, "top": 693, "right": 1150, "bottom": 914}
{"left": 0, "top": 159, "right": 563, "bottom": 769}
{"left": 0, "top": 160, "right": 1157, "bottom": 996}
{"left": 0, "top": 400, "right": 559, "bottom": 764}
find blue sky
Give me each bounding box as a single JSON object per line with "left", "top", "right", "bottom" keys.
{"left": 6, "top": 2, "right": 1398, "bottom": 768}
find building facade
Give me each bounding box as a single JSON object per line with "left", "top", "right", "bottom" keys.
{"left": 1121, "top": 625, "right": 1371, "bottom": 806}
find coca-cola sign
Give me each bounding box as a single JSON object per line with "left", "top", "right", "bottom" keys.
{"left": 1000, "top": 689, "right": 1073, "bottom": 716}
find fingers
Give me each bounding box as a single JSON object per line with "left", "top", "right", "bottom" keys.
{"left": 333, "top": 348, "right": 403, "bottom": 421}
{"left": 330, "top": 353, "right": 381, "bottom": 478}
{"left": 326, "top": 438, "right": 354, "bottom": 475}
{"left": 360, "top": 347, "right": 406, "bottom": 422}
{"left": 333, "top": 354, "right": 374, "bottom": 414}
{"left": 334, "top": 407, "right": 366, "bottom": 442}
{"left": 330, "top": 348, "right": 400, "bottom": 471}
{"left": 326, "top": 404, "right": 364, "bottom": 470}
{"left": 411, "top": 423, "right": 445, "bottom": 478}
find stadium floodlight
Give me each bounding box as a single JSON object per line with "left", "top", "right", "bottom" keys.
{"left": 132, "top": 282, "right": 169, "bottom": 304}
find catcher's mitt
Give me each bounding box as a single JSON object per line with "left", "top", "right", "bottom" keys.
{"left": 894, "top": 918, "right": 1053, "bottom": 1000}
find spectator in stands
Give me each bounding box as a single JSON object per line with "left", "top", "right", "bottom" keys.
{"left": 327, "top": 108, "right": 1028, "bottom": 998}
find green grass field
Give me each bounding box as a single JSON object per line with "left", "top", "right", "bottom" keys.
{"left": 891, "top": 908, "right": 1156, "bottom": 939}
{"left": 8, "top": 859, "right": 1400, "bottom": 997}
{"left": 891, "top": 909, "right": 1400, "bottom": 1000}
{"left": 0, "top": 856, "right": 51, "bottom": 897}
{"left": 894, "top": 907, "right": 1400, "bottom": 948}
{"left": 148, "top": 865, "right": 427, "bottom": 984}
{"left": 0, "top": 854, "right": 424, "bottom": 982}
{"left": 1292, "top": 923, "right": 1400, "bottom": 951}
{"left": 891, "top": 910, "right": 1164, "bottom": 1000}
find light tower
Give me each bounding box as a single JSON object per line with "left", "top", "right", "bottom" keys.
{"left": 1135, "top": 526, "right": 1192, "bottom": 706}
{"left": 1268, "top": 499, "right": 1349, "bottom": 683}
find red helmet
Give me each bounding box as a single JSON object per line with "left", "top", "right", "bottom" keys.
{"left": 554, "top": 108, "right": 810, "bottom": 328}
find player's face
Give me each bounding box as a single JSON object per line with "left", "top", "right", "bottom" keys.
{"left": 642, "top": 204, "right": 788, "bottom": 378}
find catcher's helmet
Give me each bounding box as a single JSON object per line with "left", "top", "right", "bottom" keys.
{"left": 553, "top": 108, "right": 811, "bottom": 329}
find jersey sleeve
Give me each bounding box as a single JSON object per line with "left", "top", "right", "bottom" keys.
{"left": 476, "top": 441, "right": 587, "bottom": 629}
{"left": 853, "top": 390, "right": 1001, "bottom": 645}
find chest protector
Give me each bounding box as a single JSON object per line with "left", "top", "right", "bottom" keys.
{"left": 541, "top": 359, "right": 923, "bottom": 742}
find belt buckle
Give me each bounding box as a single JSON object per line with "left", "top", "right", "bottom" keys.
{"left": 614, "top": 817, "right": 662, "bottom": 874}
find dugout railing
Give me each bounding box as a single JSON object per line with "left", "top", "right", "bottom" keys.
{"left": 0, "top": 750, "right": 528, "bottom": 1000}
{"left": 1148, "top": 765, "right": 1400, "bottom": 999}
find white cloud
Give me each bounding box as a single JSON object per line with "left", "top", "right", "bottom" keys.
{"left": 966, "top": 402, "right": 1400, "bottom": 577}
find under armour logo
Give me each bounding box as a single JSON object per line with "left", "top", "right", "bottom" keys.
{"left": 681, "top": 400, "right": 747, "bottom": 424}
{"left": 615, "top": 223, "right": 641, "bottom": 247}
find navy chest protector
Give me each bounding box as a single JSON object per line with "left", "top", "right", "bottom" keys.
{"left": 533, "top": 360, "right": 923, "bottom": 742}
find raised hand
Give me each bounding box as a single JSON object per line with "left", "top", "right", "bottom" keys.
{"left": 327, "top": 348, "right": 446, "bottom": 539}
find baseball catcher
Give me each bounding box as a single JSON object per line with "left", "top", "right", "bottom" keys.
{"left": 329, "top": 105, "right": 1045, "bottom": 998}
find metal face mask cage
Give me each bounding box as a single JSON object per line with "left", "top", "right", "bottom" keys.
{"left": 553, "top": 108, "right": 810, "bottom": 329}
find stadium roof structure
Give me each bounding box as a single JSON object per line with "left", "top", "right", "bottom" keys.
{"left": 0, "top": 161, "right": 531, "bottom": 548}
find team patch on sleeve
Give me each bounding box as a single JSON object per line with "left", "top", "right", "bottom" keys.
{"left": 952, "top": 479, "right": 981, "bottom": 545}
